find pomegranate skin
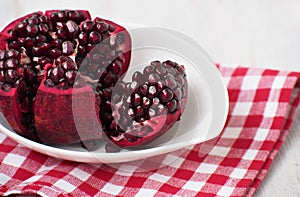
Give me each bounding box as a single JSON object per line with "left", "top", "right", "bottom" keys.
{"left": 34, "top": 82, "right": 102, "bottom": 144}
{"left": 113, "top": 110, "right": 183, "bottom": 147}
{"left": 0, "top": 88, "right": 25, "bottom": 134}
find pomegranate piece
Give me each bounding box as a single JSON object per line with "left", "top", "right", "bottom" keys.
{"left": 0, "top": 49, "right": 38, "bottom": 140}
{"left": 100, "top": 60, "right": 188, "bottom": 147}
{"left": 0, "top": 10, "right": 131, "bottom": 145}
{"left": 34, "top": 57, "right": 102, "bottom": 144}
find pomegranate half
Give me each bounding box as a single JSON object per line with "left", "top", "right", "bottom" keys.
{"left": 0, "top": 10, "right": 131, "bottom": 145}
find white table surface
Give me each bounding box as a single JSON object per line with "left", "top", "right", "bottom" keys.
{"left": 1, "top": 0, "right": 300, "bottom": 196}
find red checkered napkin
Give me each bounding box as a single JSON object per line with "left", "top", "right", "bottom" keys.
{"left": 1, "top": 65, "right": 300, "bottom": 197}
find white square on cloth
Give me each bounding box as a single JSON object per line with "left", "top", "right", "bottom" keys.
{"left": 263, "top": 102, "right": 278, "bottom": 117}
{"left": 101, "top": 182, "right": 124, "bottom": 195}
{"left": 182, "top": 180, "right": 205, "bottom": 191}
{"left": 2, "top": 154, "right": 26, "bottom": 168}
{"left": 53, "top": 179, "right": 76, "bottom": 193}
{"left": 241, "top": 76, "right": 261, "bottom": 90}
{"left": 196, "top": 163, "right": 218, "bottom": 174}
{"left": 243, "top": 149, "right": 259, "bottom": 160}
{"left": 254, "top": 128, "right": 269, "bottom": 141}
{"left": 232, "top": 102, "right": 252, "bottom": 116}
{"left": 230, "top": 168, "right": 248, "bottom": 179}
{"left": 135, "top": 188, "right": 158, "bottom": 197}
{"left": 217, "top": 186, "right": 235, "bottom": 197}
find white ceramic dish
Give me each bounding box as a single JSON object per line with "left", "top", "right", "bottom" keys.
{"left": 0, "top": 27, "right": 228, "bottom": 163}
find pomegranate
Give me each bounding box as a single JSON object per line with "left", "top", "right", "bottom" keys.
{"left": 100, "top": 60, "right": 188, "bottom": 147}
{"left": 0, "top": 10, "right": 131, "bottom": 145}
{"left": 0, "top": 10, "right": 188, "bottom": 149}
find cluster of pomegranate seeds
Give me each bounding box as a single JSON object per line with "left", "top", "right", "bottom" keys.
{"left": 100, "top": 60, "right": 188, "bottom": 144}
{"left": 44, "top": 56, "right": 80, "bottom": 89}
{"left": 128, "top": 60, "right": 186, "bottom": 121}
{"left": 50, "top": 10, "right": 86, "bottom": 25}
{"left": 8, "top": 13, "right": 52, "bottom": 57}
{"left": 76, "top": 19, "right": 115, "bottom": 57}
{"left": 50, "top": 10, "right": 86, "bottom": 57}
{"left": 0, "top": 49, "right": 22, "bottom": 91}
{"left": 76, "top": 19, "right": 126, "bottom": 91}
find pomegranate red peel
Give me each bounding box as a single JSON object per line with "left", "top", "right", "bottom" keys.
{"left": 0, "top": 33, "right": 10, "bottom": 50}
{"left": 0, "top": 88, "right": 25, "bottom": 135}
{"left": 34, "top": 83, "right": 102, "bottom": 144}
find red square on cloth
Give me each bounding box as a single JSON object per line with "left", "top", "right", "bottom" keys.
{"left": 1, "top": 65, "right": 300, "bottom": 197}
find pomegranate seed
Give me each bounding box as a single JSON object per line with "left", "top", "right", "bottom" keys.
{"left": 132, "top": 93, "right": 142, "bottom": 107}
{"left": 50, "top": 48, "right": 62, "bottom": 60}
{"left": 38, "top": 15, "right": 48, "bottom": 23}
{"left": 5, "top": 69, "right": 19, "bottom": 83}
{"left": 57, "top": 10, "right": 68, "bottom": 21}
{"left": 142, "top": 97, "right": 151, "bottom": 109}
{"left": 8, "top": 41, "right": 22, "bottom": 50}
{"left": 51, "top": 39, "right": 63, "bottom": 49}
{"left": 68, "top": 10, "right": 81, "bottom": 23}
{"left": 166, "top": 99, "right": 177, "bottom": 113}
{"left": 0, "top": 51, "right": 7, "bottom": 60}
{"left": 66, "top": 20, "right": 79, "bottom": 39}
{"left": 6, "top": 49, "right": 19, "bottom": 59}
{"left": 0, "top": 71, "right": 5, "bottom": 82}
{"left": 32, "top": 43, "right": 51, "bottom": 56}
{"left": 143, "top": 65, "right": 155, "bottom": 76}
{"left": 148, "top": 73, "right": 160, "bottom": 83}
{"left": 89, "top": 31, "right": 102, "bottom": 44}
{"left": 26, "top": 24, "right": 39, "bottom": 37}
{"left": 24, "top": 37, "right": 36, "bottom": 49}
{"left": 159, "top": 88, "right": 173, "bottom": 103}
{"left": 148, "top": 85, "right": 157, "bottom": 98}
{"left": 35, "top": 34, "right": 47, "bottom": 43}
{"left": 82, "top": 21, "right": 95, "bottom": 32}
{"left": 175, "top": 75, "right": 184, "bottom": 86}
{"left": 39, "top": 23, "right": 50, "bottom": 34}
{"left": 37, "top": 56, "right": 51, "bottom": 68}
{"left": 174, "top": 87, "right": 182, "bottom": 100}
{"left": 65, "top": 70, "right": 77, "bottom": 86}
{"left": 27, "top": 17, "right": 39, "bottom": 25}
{"left": 62, "top": 41, "right": 75, "bottom": 56}
{"left": 49, "top": 66, "right": 64, "bottom": 84}
{"left": 78, "top": 32, "right": 88, "bottom": 45}
{"left": 132, "top": 71, "right": 144, "bottom": 84}
{"left": 95, "top": 21, "right": 109, "bottom": 33}
{"left": 15, "top": 22, "right": 27, "bottom": 36}
{"left": 108, "top": 61, "right": 120, "bottom": 74}
{"left": 139, "top": 84, "right": 148, "bottom": 96}
{"left": 5, "top": 59, "right": 18, "bottom": 69}
{"left": 0, "top": 61, "right": 4, "bottom": 69}
{"left": 165, "top": 76, "right": 177, "bottom": 89}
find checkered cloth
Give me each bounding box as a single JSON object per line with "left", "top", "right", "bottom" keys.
{"left": 1, "top": 65, "right": 300, "bottom": 197}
